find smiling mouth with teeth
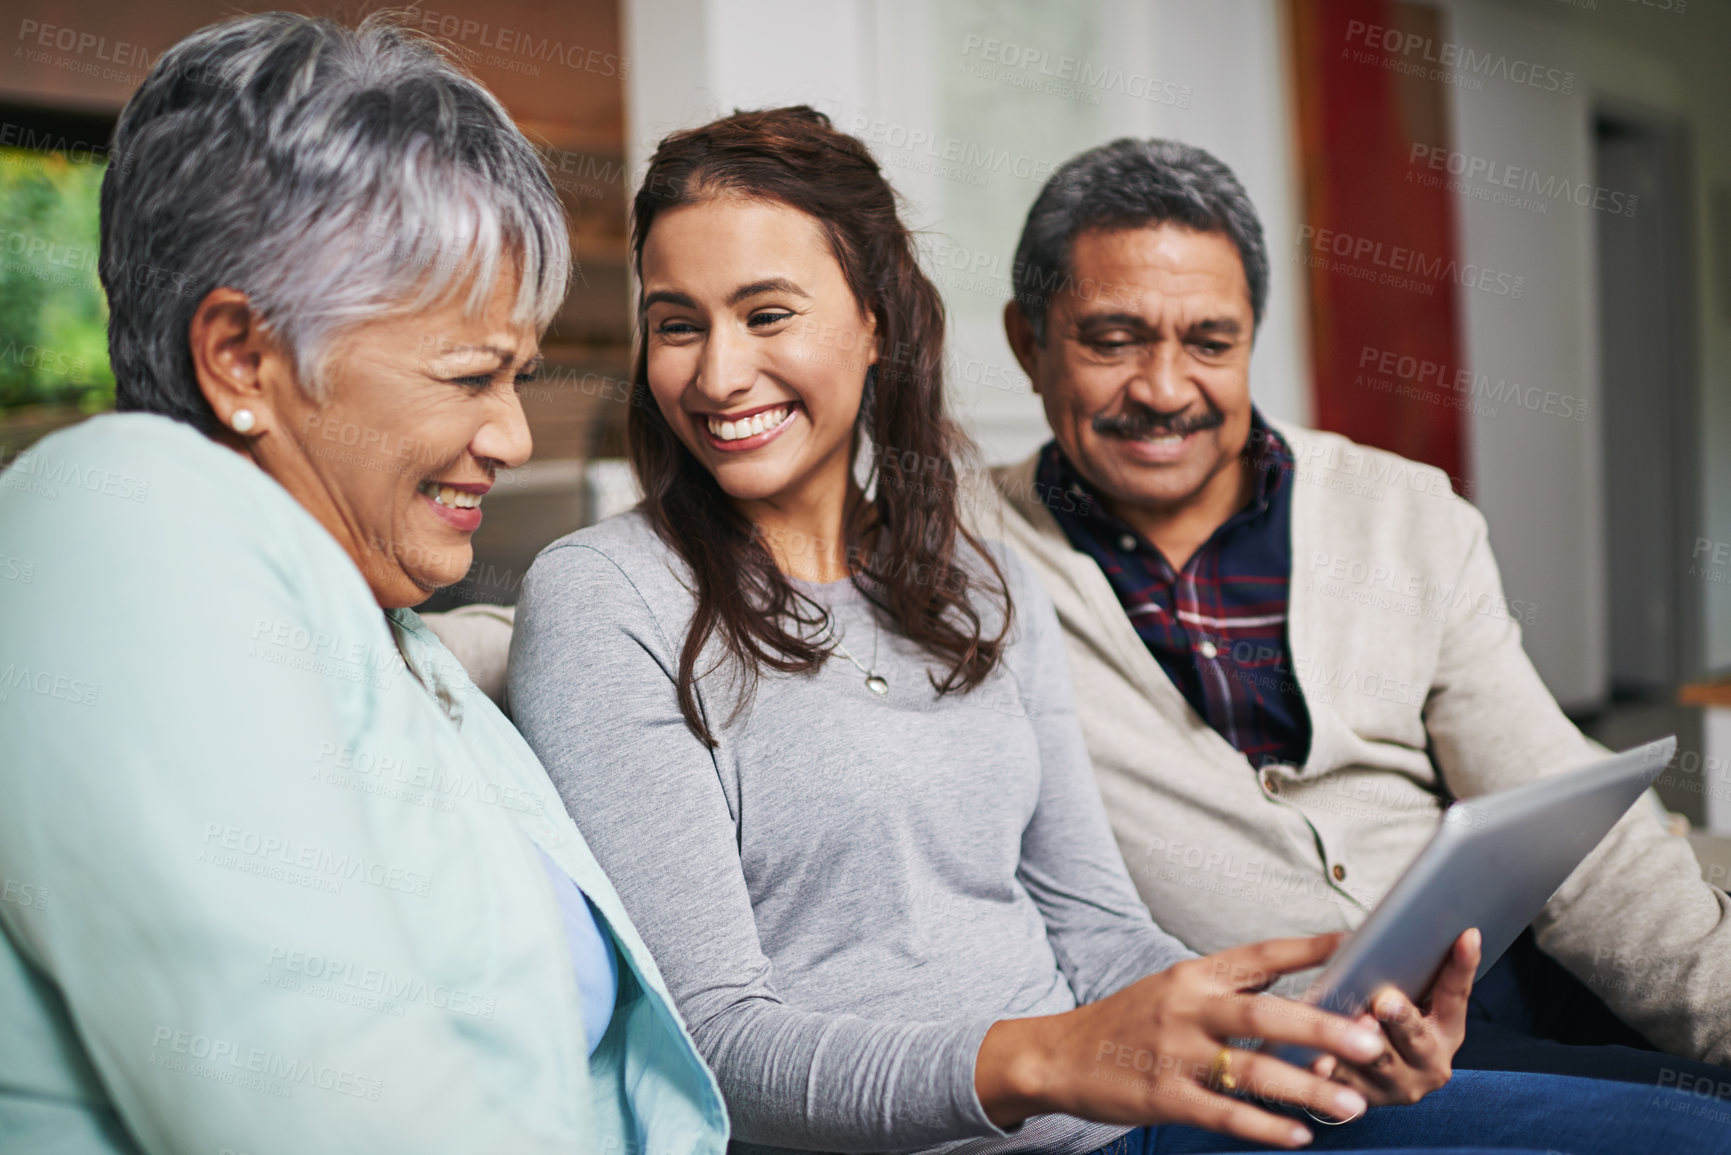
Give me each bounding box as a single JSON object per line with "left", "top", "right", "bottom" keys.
{"left": 706, "top": 404, "right": 794, "bottom": 442}
{"left": 417, "top": 480, "right": 484, "bottom": 508}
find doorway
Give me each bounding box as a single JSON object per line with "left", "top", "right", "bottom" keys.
{"left": 1595, "top": 107, "right": 1699, "bottom": 698}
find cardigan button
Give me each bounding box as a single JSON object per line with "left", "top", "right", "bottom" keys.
{"left": 1332, "top": 863, "right": 1348, "bottom": 882}
{"left": 1197, "top": 640, "right": 1218, "bottom": 659}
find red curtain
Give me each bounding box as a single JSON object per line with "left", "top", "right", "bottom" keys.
{"left": 1290, "top": 0, "right": 1468, "bottom": 493}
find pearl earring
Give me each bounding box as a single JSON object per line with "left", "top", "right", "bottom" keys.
{"left": 231, "top": 409, "right": 256, "bottom": 435}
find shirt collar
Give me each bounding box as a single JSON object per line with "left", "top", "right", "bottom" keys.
{"left": 1239, "top": 410, "right": 1293, "bottom": 518}
{"left": 386, "top": 607, "right": 469, "bottom": 727}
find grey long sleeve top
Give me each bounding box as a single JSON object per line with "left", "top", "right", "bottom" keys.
{"left": 508, "top": 513, "right": 1194, "bottom": 1154}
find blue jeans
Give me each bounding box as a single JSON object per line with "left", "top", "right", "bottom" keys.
{"left": 1084, "top": 1068, "right": 1731, "bottom": 1154}
{"left": 1451, "top": 928, "right": 1731, "bottom": 1087}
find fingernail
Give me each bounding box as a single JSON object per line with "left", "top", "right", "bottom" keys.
{"left": 1375, "top": 993, "right": 1400, "bottom": 1018}
{"left": 1290, "top": 1124, "right": 1314, "bottom": 1146}
{"left": 1349, "top": 1028, "right": 1382, "bottom": 1057}
{"left": 1334, "top": 1089, "right": 1367, "bottom": 1118}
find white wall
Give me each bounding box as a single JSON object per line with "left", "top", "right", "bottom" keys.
{"left": 1490, "top": 0, "right": 1731, "bottom": 684}
{"left": 1434, "top": 0, "right": 1731, "bottom": 705}
{"left": 1147, "top": 0, "right": 1311, "bottom": 431}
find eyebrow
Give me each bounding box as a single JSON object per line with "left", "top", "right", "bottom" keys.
{"left": 727, "top": 278, "right": 809, "bottom": 306}
{"left": 1074, "top": 313, "right": 1152, "bottom": 330}
{"left": 1072, "top": 313, "right": 1244, "bottom": 336}
{"left": 642, "top": 289, "right": 696, "bottom": 311}
{"left": 428, "top": 343, "right": 543, "bottom": 371}
{"left": 641, "top": 278, "right": 811, "bottom": 312}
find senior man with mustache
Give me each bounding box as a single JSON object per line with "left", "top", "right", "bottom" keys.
{"left": 984, "top": 138, "right": 1731, "bottom": 1087}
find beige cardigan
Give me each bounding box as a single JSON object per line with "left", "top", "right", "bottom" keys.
{"left": 982, "top": 421, "right": 1731, "bottom": 1065}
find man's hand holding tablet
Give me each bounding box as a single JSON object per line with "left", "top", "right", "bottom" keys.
{"left": 1264, "top": 738, "right": 1672, "bottom": 1109}
{"left": 1310, "top": 927, "right": 1482, "bottom": 1111}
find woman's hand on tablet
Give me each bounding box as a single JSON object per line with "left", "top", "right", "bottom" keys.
{"left": 1311, "top": 927, "right": 1482, "bottom": 1106}
{"left": 975, "top": 934, "right": 1389, "bottom": 1150}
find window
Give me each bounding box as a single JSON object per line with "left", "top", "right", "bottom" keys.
{"left": 0, "top": 104, "right": 116, "bottom": 418}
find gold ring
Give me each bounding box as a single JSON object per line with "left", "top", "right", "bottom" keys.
{"left": 1208, "top": 1047, "right": 1238, "bottom": 1093}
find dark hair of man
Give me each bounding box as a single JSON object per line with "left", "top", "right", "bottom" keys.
{"left": 1011, "top": 138, "right": 1268, "bottom": 343}
{"left": 627, "top": 105, "right": 1011, "bottom": 747}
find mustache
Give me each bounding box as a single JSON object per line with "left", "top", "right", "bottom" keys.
{"left": 1091, "top": 406, "right": 1225, "bottom": 440}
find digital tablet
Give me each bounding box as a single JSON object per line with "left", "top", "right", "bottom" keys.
{"left": 1267, "top": 737, "right": 1674, "bottom": 1066}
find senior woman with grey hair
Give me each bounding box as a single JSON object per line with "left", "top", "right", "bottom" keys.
{"left": 0, "top": 13, "right": 724, "bottom": 1154}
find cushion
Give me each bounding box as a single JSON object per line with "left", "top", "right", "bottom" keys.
{"left": 420, "top": 604, "right": 516, "bottom": 711}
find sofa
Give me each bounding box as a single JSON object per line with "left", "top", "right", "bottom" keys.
{"left": 421, "top": 605, "right": 1731, "bottom": 888}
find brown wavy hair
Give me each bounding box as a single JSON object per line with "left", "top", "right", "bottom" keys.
{"left": 627, "top": 106, "right": 1011, "bottom": 746}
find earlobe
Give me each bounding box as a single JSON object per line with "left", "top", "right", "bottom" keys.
{"left": 1003, "top": 302, "right": 1042, "bottom": 396}
{"left": 189, "top": 287, "right": 280, "bottom": 437}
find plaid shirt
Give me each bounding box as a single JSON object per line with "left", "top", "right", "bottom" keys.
{"left": 1038, "top": 414, "right": 1310, "bottom": 769}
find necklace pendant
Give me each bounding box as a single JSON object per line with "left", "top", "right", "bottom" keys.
{"left": 865, "top": 673, "right": 890, "bottom": 696}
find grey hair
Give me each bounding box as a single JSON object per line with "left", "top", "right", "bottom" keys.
{"left": 1010, "top": 138, "right": 1267, "bottom": 343}
{"left": 101, "top": 11, "right": 570, "bottom": 432}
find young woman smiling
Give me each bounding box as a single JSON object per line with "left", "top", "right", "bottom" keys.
{"left": 506, "top": 108, "right": 1509, "bottom": 1155}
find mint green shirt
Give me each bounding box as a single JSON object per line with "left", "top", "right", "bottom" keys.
{"left": 0, "top": 413, "right": 727, "bottom": 1154}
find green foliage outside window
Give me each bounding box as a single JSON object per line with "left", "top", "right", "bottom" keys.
{"left": 0, "top": 146, "right": 114, "bottom": 414}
